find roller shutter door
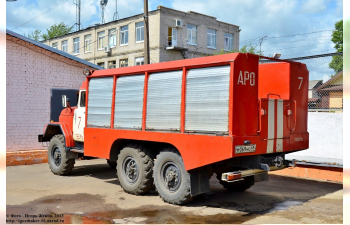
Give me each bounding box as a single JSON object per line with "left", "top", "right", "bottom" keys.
{"left": 114, "top": 75, "right": 145, "bottom": 129}
{"left": 87, "top": 77, "right": 114, "bottom": 127}
{"left": 146, "top": 70, "right": 182, "bottom": 131}
{"left": 185, "top": 65, "right": 230, "bottom": 133}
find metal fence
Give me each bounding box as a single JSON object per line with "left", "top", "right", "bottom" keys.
{"left": 261, "top": 52, "right": 343, "bottom": 111}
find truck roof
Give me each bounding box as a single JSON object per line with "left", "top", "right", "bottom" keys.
{"left": 89, "top": 52, "right": 305, "bottom": 78}
{"left": 90, "top": 53, "right": 247, "bottom": 77}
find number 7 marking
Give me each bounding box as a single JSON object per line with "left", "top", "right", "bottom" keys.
{"left": 298, "top": 77, "right": 303, "bottom": 89}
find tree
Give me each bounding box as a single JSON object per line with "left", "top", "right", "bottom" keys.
{"left": 214, "top": 44, "right": 262, "bottom": 55}
{"left": 26, "top": 29, "right": 42, "bottom": 41}
{"left": 329, "top": 19, "right": 343, "bottom": 74}
{"left": 42, "top": 22, "right": 73, "bottom": 40}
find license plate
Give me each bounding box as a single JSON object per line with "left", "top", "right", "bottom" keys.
{"left": 235, "top": 144, "right": 256, "bottom": 154}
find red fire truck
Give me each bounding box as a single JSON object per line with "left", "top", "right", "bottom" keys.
{"left": 38, "top": 53, "right": 309, "bottom": 205}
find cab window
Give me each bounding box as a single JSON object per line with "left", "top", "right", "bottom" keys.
{"left": 80, "top": 91, "right": 86, "bottom": 107}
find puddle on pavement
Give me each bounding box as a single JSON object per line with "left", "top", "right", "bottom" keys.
{"left": 267, "top": 200, "right": 303, "bottom": 213}
{"left": 6, "top": 193, "right": 307, "bottom": 224}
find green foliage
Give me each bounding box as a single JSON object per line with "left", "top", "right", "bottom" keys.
{"left": 26, "top": 29, "right": 42, "bottom": 41}
{"left": 329, "top": 19, "right": 343, "bottom": 74}
{"left": 42, "top": 22, "right": 73, "bottom": 40}
{"left": 332, "top": 20, "right": 343, "bottom": 52}
{"left": 239, "top": 44, "right": 261, "bottom": 54}
{"left": 329, "top": 55, "right": 343, "bottom": 74}
{"left": 213, "top": 44, "right": 262, "bottom": 56}
{"left": 25, "top": 22, "right": 73, "bottom": 42}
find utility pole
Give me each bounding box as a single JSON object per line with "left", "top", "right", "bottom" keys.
{"left": 144, "top": 0, "right": 150, "bottom": 64}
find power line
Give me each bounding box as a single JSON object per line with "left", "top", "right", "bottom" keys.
{"left": 262, "top": 36, "right": 332, "bottom": 46}
{"left": 267, "top": 29, "right": 334, "bottom": 39}
{"left": 263, "top": 41, "right": 333, "bottom": 52}
{"left": 12, "top": 0, "right": 69, "bottom": 31}
{"left": 239, "top": 29, "right": 334, "bottom": 44}
{"left": 281, "top": 49, "right": 339, "bottom": 58}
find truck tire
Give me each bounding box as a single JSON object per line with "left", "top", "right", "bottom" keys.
{"left": 48, "top": 134, "right": 75, "bottom": 175}
{"left": 216, "top": 173, "right": 255, "bottom": 191}
{"left": 153, "top": 148, "right": 192, "bottom": 205}
{"left": 107, "top": 159, "right": 117, "bottom": 169}
{"left": 116, "top": 144, "right": 154, "bottom": 195}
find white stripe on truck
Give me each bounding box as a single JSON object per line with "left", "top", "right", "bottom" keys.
{"left": 267, "top": 99, "right": 274, "bottom": 153}
{"left": 276, "top": 100, "right": 284, "bottom": 152}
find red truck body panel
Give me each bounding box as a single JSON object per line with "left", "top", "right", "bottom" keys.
{"left": 83, "top": 53, "right": 309, "bottom": 171}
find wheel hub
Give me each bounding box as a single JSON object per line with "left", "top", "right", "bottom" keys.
{"left": 122, "top": 157, "right": 139, "bottom": 184}
{"left": 161, "top": 162, "right": 181, "bottom": 192}
{"left": 52, "top": 146, "right": 61, "bottom": 166}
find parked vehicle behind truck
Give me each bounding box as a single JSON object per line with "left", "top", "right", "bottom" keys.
{"left": 39, "top": 53, "right": 309, "bottom": 205}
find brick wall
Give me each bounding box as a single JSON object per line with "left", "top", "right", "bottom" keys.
{"left": 6, "top": 35, "right": 94, "bottom": 152}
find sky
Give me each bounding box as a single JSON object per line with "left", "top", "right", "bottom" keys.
{"left": 6, "top": 0, "right": 342, "bottom": 59}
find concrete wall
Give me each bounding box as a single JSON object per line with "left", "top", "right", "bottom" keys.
{"left": 6, "top": 35, "right": 94, "bottom": 151}
{"left": 286, "top": 112, "right": 343, "bottom": 166}
{"left": 158, "top": 6, "right": 240, "bottom": 61}
{"left": 43, "top": 6, "right": 240, "bottom": 66}
{"left": 44, "top": 10, "right": 161, "bottom": 66}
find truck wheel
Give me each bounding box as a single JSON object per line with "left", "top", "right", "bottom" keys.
{"left": 48, "top": 134, "right": 75, "bottom": 175}
{"left": 107, "top": 159, "right": 117, "bottom": 169}
{"left": 216, "top": 173, "right": 255, "bottom": 191}
{"left": 153, "top": 148, "right": 192, "bottom": 205}
{"left": 117, "top": 144, "right": 154, "bottom": 195}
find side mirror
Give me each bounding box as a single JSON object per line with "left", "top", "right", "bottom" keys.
{"left": 62, "top": 95, "right": 67, "bottom": 108}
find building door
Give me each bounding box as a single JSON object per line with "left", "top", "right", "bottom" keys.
{"left": 167, "top": 27, "right": 177, "bottom": 47}
{"left": 50, "top": 88, "right": 79, "bottom": 122}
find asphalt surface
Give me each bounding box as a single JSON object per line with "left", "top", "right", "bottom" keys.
{"left": 6, "top": 158, "right": 343, "bottom": 224}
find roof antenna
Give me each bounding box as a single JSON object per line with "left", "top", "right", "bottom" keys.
{"left": 73, "top": 0, "right": 82, "bottom": 31}
{"left": 100, "top": 0, "right": 108, "bottom": 24}
{"left": 113, "top": 0, "right": 119, "bottom": 20}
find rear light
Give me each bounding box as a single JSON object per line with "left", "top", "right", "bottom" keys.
{"left": 221, "top": 172, "right": 242, "bottom": 181}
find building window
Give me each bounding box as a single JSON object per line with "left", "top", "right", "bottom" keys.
{"left": 97, "top": 31, "right": 105, "bottom": 50}
{"left": 52, "top": 42, "right": 58, "bottom": 49}
{"left": 97, "top": 62, "right": 105, "bottom": 68}
{"left": 136, "top": 21, "right": 144, "bottom": 43}
{"left": 224, "top": 33, "right": 233, "bottom": 51}
{"left": 108, "top": 60, "right": 116, "bottom": 69}
{"left": 73, "top": 37, "right": 80, "bottom": 54}
{"left": 135, "top": 57, "right": 144, "bottom": 66}
{"left": 84, "top": 34, "right": 91, "bottom": 52}
{"left": 62, "top": 40, "right": 68, "bottom": 52}
{"left": 120, "top": 25, "right": 128, "bottom": 46}
{"left": 120, "top": 59, "right": 128, "bottom": 67}
{"left": 187, "top": 24, "right": 197, "bottom": 45}
{"left": 207, "top": 29, "right": 216, "bottom": 49}
{"left": 109, "top": 29, "right": 117, "bottom": 47}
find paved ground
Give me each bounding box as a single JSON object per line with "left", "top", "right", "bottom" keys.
{"left": 7, "top": 159, "right": 343, "bottom": 224}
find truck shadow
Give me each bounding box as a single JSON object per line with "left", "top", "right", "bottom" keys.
{"left": 70, "top": 160, "right": 342, "bottom": 218}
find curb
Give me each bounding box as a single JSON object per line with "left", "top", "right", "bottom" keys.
{"left": 6, "top": 150, "right": 48, "bottom": 166}
{"left": 270, "top": 164, "right": 343, "bottom": 183}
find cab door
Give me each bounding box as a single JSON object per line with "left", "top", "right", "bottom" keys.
{"left": 73, "top": 90, "right": 86, "bottom": 142}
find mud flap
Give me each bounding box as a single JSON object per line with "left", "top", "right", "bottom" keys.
{"left": 66, "top": 151, "right": 78, "bottom": 159}
{"left": 190, "top": 170, "right": 210, "bottom": 196}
